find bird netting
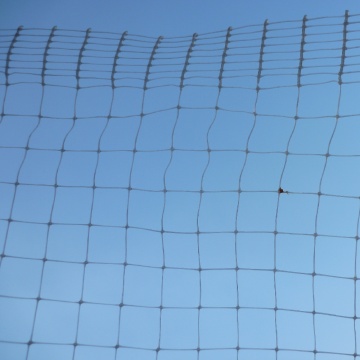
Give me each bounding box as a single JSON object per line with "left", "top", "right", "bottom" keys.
{"left": 1, "top": 11, "right": 360, "bottom": 360}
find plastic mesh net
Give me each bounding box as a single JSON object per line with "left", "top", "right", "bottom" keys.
{"left": 1, "top": 12, "right": 360, "bottom": 360}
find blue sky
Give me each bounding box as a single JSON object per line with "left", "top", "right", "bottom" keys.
{"left": 2, "top": 1, "right": 360, "bottom": 360}
{"left": 0, "top": 0, "right": 360, "bottom": 36}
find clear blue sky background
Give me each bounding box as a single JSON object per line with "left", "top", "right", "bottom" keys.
{"left": 0, "top": 0, "right": 360, "bottom": 36}
{"left": 2, "top": 1, "right": 360, "bottom": 360}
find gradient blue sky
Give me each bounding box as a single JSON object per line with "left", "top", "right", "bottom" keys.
{"left": 1, "top": 0, "right": 360, "bottom": 36}
{"left": 2, "top": 2, "right": 360, "bottom": 360}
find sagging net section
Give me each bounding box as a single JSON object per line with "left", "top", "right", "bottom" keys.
{"left": 1, "top": 11, "right": 360, "bottom": 360}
